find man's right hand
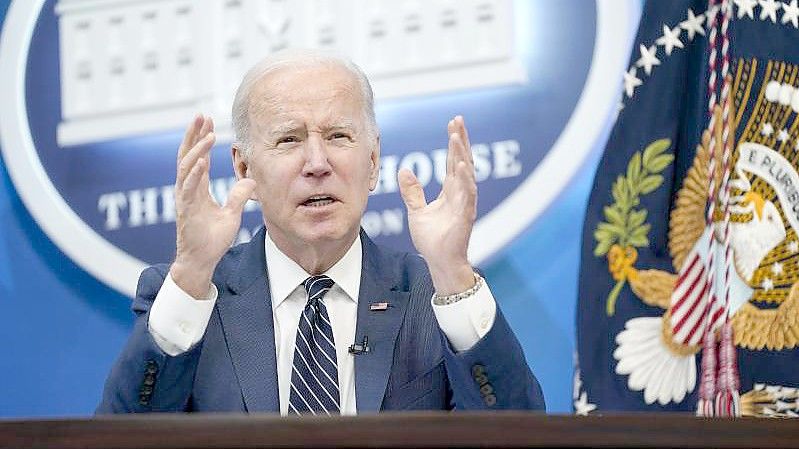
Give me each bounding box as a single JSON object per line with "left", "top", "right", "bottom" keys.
{"left": 170, "top": 115, "right": 257, "bottom": 299}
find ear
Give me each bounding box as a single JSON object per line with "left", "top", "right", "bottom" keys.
{"left": 368, "top": 134, "right": 381, "bottom": 191}
{"left": 232, "top": 145, "right": 248, "bottom": 180}
{"left": 232, "top": 145, "right": 258, "bottom": 201}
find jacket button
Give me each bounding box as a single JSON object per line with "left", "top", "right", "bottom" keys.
{"left": 471, "top": 364, "right": 485, "bottom": 377}
{"left": 484, "top": 394, "right": 497, "bottom": 407}
{"left": 480, "top": 383, "right": 494, "bottom": 396}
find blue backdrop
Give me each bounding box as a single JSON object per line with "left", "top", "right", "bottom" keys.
{"left": 0, "top": 0, "right": 640, "bottom": 416}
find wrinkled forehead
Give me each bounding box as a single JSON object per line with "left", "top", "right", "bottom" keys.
{"left": 248, "top": 64, "right": 367, "bottom": 128}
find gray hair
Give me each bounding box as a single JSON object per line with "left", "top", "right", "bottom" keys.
{"left": 231, "top": 49, "right": 377, "bottom": 158}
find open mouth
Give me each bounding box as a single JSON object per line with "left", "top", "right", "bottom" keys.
{"left": 301, "top": 195, "right": 338, "bottom": 207}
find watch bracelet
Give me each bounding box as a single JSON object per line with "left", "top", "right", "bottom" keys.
{"left": 433, "top": 272, "right": 484, "bottom": 306}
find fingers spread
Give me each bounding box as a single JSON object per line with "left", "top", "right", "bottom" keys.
{"left": 177, "top": 132, "right": 216, "bottom": 188}
{"left": 178, "top": 114, "right": 204, "bottom": 163}
{"left": 446, "top": 119, "right": 456, "bottom": 175}
{"left": 442, "top": 116, "right": 476, "bottom": 202}
{"left": 447, "top": 116, "right": 474, "bottom": 171}
{"left": 199, "top": 115, "right": 214, "bottom": 139}
{"left": 442, "top": 159, "right": 477, "bottom": 204}
{"left": 398, "top": 168, "right": 427, "bottom": 211}
{"left": 448, "top": 131, "right": 474, "bottom": 173}
{"left": 178, "top": 115, "right": 215, "bottom": 164}
{"left": 454, "top": 115, "right": 471, "bottom": 150}
{"left": 181, "top": 157, "right": 207, "bottom": 203}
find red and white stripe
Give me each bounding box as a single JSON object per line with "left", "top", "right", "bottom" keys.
{"left": 670, "top": 0, "right": 734, "bottom": 347}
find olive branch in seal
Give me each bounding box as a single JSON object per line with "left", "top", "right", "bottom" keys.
{"left": 593, "top": 139, "right": 674, "bottom": 316}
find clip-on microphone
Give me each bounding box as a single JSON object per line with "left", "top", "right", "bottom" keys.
{"left": 348, "top": 336, "right": 370, "bottom": 355}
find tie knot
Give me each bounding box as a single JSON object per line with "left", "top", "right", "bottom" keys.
{"left": 302, "top": 275, "right": 335, "bottom": 306}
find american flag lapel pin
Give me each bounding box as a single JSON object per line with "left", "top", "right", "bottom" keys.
{"left": 369, "top": 301, "right": 389, "bottom": 311}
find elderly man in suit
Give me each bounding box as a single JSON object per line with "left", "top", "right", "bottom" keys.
{"left": 98, "top": 50, "right": 545, "bottom": 414}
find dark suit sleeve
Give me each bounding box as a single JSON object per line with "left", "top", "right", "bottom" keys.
{"left": 441, "top": 308, "right": 546, "bottom": 411}
{"left": 96, "top": 265, "right": 203, "bottom": 413}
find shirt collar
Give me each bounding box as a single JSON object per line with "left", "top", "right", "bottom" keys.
{"left": 264, "top": 231, "right": 362, "bottom": 308}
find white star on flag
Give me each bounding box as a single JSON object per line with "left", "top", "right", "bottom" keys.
{"left": 635, "top": 44, "right": 661, "bottom": 76}
{"left": 623, "top": 67, "right": 643, "bottom": 98}
{"left": 656, "top": 24, "right": 684, "bottom": 55}
{"left": 778, "top": 128, "right": 790, "bottom": 142}
{"left": 762, "top": 122, "right": 775, "bottom": 136}
{"left": 772, "top": 262, "right": 784, "bottom": 276}
{"left": 680, "top": 9, "right": 706, "bottom": 40}
{"left": 735, "top": 0, "right": 758, "bottom": 18}
{"left": 760, "top": 0, "right": 780, "bottom": 23}
{"left": 789, "top": 240, "right": 799, "bottom": 253}
{"left": 783, "top": 0, "right": 799, "bottom": 27}
{"left": 574, "top": 392, "right": 597, "bottom": 416}
{"left": 762, "top": 277, "right": 775, "bottom": 291}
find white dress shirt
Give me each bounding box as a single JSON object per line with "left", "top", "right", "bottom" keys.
{"left": 265, "top": 233, "right": 361, "bottom": 415}
{"left": 148, "top": 232, "right": 497, "bottom": 415}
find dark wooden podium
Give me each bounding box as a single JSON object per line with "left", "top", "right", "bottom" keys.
{"left": 2, "top": 412, "right": 797, "bottom": 448}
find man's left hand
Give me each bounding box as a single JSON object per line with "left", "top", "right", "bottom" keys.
{"left": 399, "top": 116, "right": 477, "bottom": 296}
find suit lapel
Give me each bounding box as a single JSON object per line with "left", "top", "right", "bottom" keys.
{"left": 215, "top": 228, "right": 280, "bottom": 413}
{"left": 354, "top": 234, "right": 410, "bottom": 413}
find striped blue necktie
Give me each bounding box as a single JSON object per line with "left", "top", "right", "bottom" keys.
{"left": 288, "top": 275, "right": 341, "bottom": 415}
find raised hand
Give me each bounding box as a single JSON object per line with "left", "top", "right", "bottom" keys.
{"left": 170, "top": 115, "right": 256, "bottom": 299}
{"left": 398, "top": 116, "right": 477, "bottom": 296}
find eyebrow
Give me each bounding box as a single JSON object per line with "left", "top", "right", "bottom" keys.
{"left": 265, "top": 119, "right": 359, "bottom": 138}
{"left": 327, "top": 119, "right": 356, "bottom": 130}
{"left": 267, "top": 122, "right": 304, "bottom": 137}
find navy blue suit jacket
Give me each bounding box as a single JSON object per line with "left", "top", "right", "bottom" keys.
{"left": 98, "top": 228, "right": 545, "bottom": 413}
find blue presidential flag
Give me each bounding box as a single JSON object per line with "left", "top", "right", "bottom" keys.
{"left": 576, "top": 0, "right": 799, "bottom": 415}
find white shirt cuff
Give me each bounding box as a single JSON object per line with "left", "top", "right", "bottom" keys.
{"left": 148, "top": 273, "right": 218, "bottom": 356}
{"left": 431, "top": 281, "right": 497, "bottom": 352}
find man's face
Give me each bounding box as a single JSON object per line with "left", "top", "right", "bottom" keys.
{"left": 234, "top": 64, "right": 380, "bottom": 251}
